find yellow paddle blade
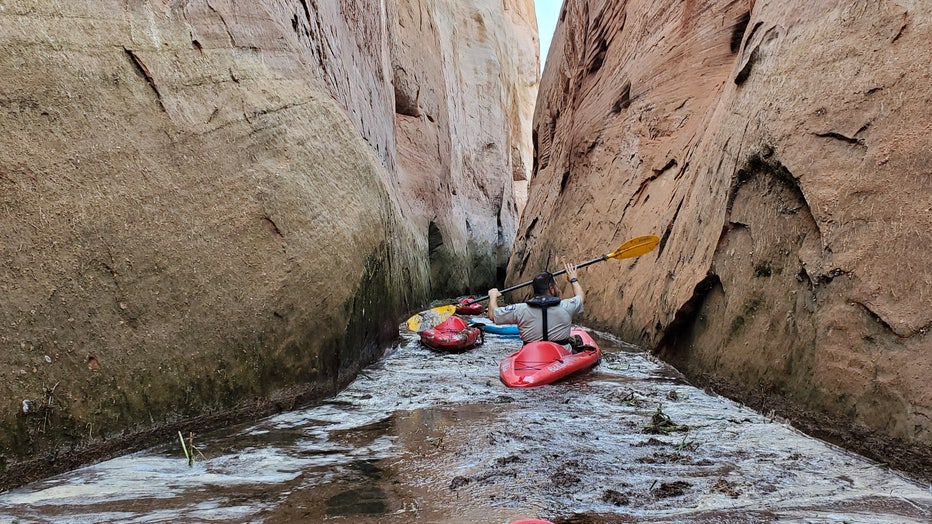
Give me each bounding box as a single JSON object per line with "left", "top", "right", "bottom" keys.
{"left": 406, "top": 305, "right": 457, "bottom": 332}
{"left": 607, "top": 235, "right": 660, "bottom": 260}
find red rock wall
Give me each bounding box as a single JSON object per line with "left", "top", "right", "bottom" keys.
{"left": 0, "top": 0, "right": 537, "bottom": 488}
{"left": 518, "top": 0, "right": 931, "bottom": 478}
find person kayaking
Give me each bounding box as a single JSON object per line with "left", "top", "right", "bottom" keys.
{"left": 487, "top": 259, "right": 584, "bottom": 349}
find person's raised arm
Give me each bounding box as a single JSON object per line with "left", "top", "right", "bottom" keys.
{"left": 563, "top": 261, "right": 584, "bottom": 301}
{"left": 487, "top": 288, "right": 501, "bottom": 322}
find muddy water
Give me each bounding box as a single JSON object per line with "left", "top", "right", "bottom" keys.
{"left": 1, "top": 327, "right": 930, "bottom": 523}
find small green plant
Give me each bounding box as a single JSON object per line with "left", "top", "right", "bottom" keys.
{"left": 178, "top": 431, "right": 191, "bottom": 466}
{"left": 178, "top": 431, "right": 204, "bottom": 467}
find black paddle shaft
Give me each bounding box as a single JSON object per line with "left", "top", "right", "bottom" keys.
{"left": 465, "top": 254, "right": 608, "bottom": 305}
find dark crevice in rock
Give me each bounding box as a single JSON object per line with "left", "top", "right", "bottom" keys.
{"left": 243, "top": 102, "right": 304, "bottom": 123}
{"left": 426, "top": 221, "right": 450, "bottom": 296}
{"left": 734, "top": 22, "right": 768, "bottom": 86}
{"left": 673, "top": 161, "right": 689, "bottom": 180}
{"left": 427, "top": 221, "right": 444, "bottom": 256}
{"left": 657, "top": 199, "right": 682, "bottom": 256}
{"left": 892, "top": 13, "right": 908, "bottom": 42}
{"left": 611, "top": 81, "right": 631, "bottom": 114}
{"left": 587, "top": 39, "right": 608, "bottom": 75}
{"left": 524, "top": 217, "right": 538, "bottom": 240}
{"left": 743, "top": 21, "right": 764, "bottom": 51}
{"left": 298, "top": 0, "right": 313, "bottom": 26}
{"left": 813, "top": 131, "right": 866, "bottom": 148}
{"left": 531, "top": 129, "right": 539, "bottom": 176}
{"left": 262, "top": 215, "right": 284, "bottom": 238}
{"left": 656, "top": 273, "right": 721, "bottom": 357}
{"left": 394, "top": 88, "right": 420, "bottom": 117}
{"left": 730, "top": 11, "right": 751, "bottom": 53}
{"left": 654, "top": 158, "right": 677, "bottom": 175}
{"left": 123, "top": 48, "right": 166, "bottom": 113}
{"left": 734, "top": 46, "right": 758, "bottom": 85}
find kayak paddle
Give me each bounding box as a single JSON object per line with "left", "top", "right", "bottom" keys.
{"left": 405, "top": 304, "right": 459, "bottom": 332}
{"left": 404, "top": 234, "right": 660, "bottom": 332}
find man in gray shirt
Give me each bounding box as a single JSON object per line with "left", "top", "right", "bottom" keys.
{"left": 487, "top": 261, "right": 584, "bottom": 346}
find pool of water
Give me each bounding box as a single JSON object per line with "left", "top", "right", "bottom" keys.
{"left": 1, "top": 327, "right": 929, "bottom": 523}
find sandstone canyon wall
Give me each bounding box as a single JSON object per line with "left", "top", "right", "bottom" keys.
{"left": 0, "top": 0, "right": 537, "bottom": 487}
{"left": 393, "top": 0, "right": 538, "bottom": 297}
{"left": 516, "top": 0, "right": 930, "bottom": 479}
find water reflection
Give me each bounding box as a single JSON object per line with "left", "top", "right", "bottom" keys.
{"left": 0, "top": 327, "right": 929, "bottom": 523}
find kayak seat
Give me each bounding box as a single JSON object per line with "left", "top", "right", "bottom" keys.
{"left": 514, "top": 342, "right": 565, "bottom": 367}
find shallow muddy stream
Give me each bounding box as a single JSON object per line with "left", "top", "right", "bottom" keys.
{"left": 1, "top": 326, "right": 930, "bottom": 523}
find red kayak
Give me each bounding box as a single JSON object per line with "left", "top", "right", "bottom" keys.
{"left": 454, "top": 297, "right": 484, "bottom": 316}
{"left": 419, "top": 315, "right": 483, "bottom": 353}
{"left": 499, "top": 329, "right": 601, "bottom": 387}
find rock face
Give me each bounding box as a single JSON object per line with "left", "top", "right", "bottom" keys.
{"left": 0, "top": 0, "right": 536, "bottom": 487}
{"left": 518, "top": 0, "right": 930, "bottom": 478}
{"left": 393, "top": 0, "right": 538, "bottom": 295}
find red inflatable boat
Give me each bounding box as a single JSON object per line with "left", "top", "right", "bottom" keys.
{"left": 419, "top": 315, "right": 483, "bottom": 353}
{"left": 499, "top": 329, "right": 601, "bottom": 387}
{"left": 454, "top": 297, "right": 484, "bottom": 316}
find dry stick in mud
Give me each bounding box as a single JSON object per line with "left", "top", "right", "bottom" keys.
{"left": 178, "top": 431, "right": 206, "bottom": 467}
{"left": 405, "top": 234, "right": 661, "bottom": 332}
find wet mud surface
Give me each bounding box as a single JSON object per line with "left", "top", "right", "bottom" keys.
{"left": 0, "top": 327, "right": 930, "bottom": 523}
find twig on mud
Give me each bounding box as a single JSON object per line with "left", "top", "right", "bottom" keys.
{"left": 643, "top": 405, "right": 689, "bottom": 435}
{"left": 44, "top": 382, "right": 60, "bottom": 406}
{"left": 178, "top": 431, "right": 206, "bottom": 467}
{"left": 611, "top": 389, "right": 643, "bottom": 407}
{"left": 41, "top": 382, "right": 60, "bottom": 433}
{"left": 673, "top": 432, "right": 699, "bottom": 452}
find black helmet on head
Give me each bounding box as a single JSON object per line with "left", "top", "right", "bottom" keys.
{"left": 532, "top": 272, "right": 556, "bottom": 295}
